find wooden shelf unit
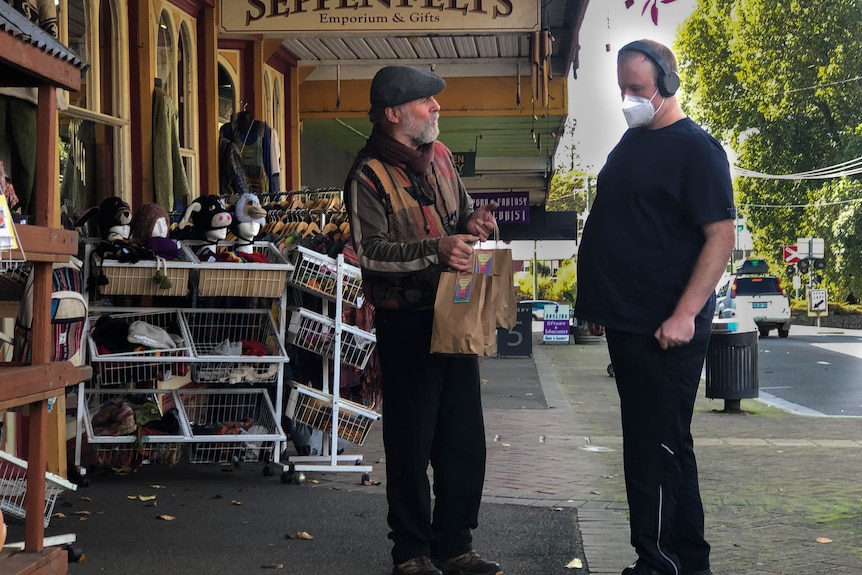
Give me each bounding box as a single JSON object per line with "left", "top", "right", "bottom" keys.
{"left": 0, "top": 4, "right": 88, "bottom": 573}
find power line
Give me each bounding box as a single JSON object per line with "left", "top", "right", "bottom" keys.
{"left": 732, "top": 153, "right": 862, "bottom": 180}
{"left": 710, "top": 75, "right": 862, "bottom": 105}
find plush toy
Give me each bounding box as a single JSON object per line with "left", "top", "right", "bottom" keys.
{"left": 230, "top": 192, "right": 267, "bottom": 253}
{"left": 172, "top": 195, "right": 232, "bottom": 261}
{"left": 75, "top": 196, "right": 132, "bottom": 242}
{"left": 132, "top": 203, "right": 181, "bottom": 289}
{"left": 76, "top": 197, "right": 142, "bottom": 292}
{"left": 132, "top": 203, "right": 180, "bottom": 260}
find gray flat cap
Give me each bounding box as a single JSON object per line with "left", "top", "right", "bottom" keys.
{"left": 370, "top": 65, "right": 446, "bottom": 108}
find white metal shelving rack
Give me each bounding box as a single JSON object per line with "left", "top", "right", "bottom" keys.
{"left": 75, "top": 241, "right": 292, "bottom": 473}
{"left": 282, "top": 246, "right": 379, "bottom": 480}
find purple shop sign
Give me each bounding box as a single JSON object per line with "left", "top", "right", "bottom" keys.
{"left": 471, "top": 191, "right": 530, "bottom": 224}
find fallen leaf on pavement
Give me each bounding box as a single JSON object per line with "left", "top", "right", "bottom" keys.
{"left": 261, "top": 563, "right": 284, "bottom": 569}
{"left": 139, "top": 495, "right": 157, "bottom": 502}
{"left": 363, "top": 478, "right": 382, "bottom": 486}
{"left": 74, "top": 510, "right": 91, "bottom": 516}
{"left": 80, "top": 496, "right": 92, "bottom": 502}
{"left": 565, "top": 557, "right": 584, "bottom": 569}
{"left": 231, "top": 500, "right": 243, "bottom": 505}
{"left": 816, "top": 537, "right": 833, "bottom": 544}
{"left": 156, "top": 514, "right": 175, "bottom": 521}
{"left": 149, "top": 484, "right": 165, "bottom": 489}
{"left": 286, "top": 531, "right": 314, "bottom": 540}
{"left": 501, "top": 443, "right": 511, "bottom": 447}
{"left": 53, "top": 512, "right": 66, "bottom": 518}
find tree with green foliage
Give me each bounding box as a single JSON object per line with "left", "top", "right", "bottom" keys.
{"left": 676, "top": 0, "right": 862, "bottom": 301}
{"left": 546, "top": 169, "right": 589, "bottom": 213}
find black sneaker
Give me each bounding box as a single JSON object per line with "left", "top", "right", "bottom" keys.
{"left": 434, "top": 551, "right": 503, "bottom": 575}
{"left": 392, "top": 556, "right": 443, "bottom": 575}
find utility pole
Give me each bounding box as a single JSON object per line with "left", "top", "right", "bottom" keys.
{"left": 533, "top": 240, "right": 538, "bottom": 299}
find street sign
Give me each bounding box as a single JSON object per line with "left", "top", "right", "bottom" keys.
{"left": 497, "top": 304, "right": 533, "bottom": 357}
{"left": 808, "top": 288, "right": 828, "bottom": 313}
{"left": 796, "top": 237, "right": 825, "bottom": 259}
{"left": 783, "top": 245, "right": 800, "bottom": 263}
{"left": 543, "top": 304, "right": 570, "bottom": 343}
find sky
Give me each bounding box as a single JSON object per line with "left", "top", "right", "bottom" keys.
{"left": 558, "top": 1, "right": 697, "bottom": 174}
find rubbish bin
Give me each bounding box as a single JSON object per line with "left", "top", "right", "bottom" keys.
{"left": 705, "top": 319, "right": 758, "bottom": 403}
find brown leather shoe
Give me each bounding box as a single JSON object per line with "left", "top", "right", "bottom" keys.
{"left": 433, "top": 551, "right": 503, "bottom": 575}
{"left": 392, "top": 556, "right": 443, "bottom": 575}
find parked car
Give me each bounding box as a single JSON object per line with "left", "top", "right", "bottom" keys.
{"left": 519, "top": 299, "right": 559, "bottom": 321}
{"left": 715, "top": 271, "right": 791, "bottom": 338}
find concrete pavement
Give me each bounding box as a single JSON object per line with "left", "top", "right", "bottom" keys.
{"left": 8, "top": 327, "right": 862, "bottom": 574}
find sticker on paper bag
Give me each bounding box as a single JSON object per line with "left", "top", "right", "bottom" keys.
{"left": 475, "top": 252, "right": 493, "bottom": 275}
{"left": 454, "top": 275, "right": 475, "bottom": 303}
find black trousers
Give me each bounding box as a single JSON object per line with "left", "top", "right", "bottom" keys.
{"left": 606, "top": 329, "right": 712, "bottom": 575}
{"left": 375, "top": 308, "right": 487, "bottom": 565}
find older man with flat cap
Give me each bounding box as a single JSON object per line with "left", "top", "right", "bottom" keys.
{"left": 344, "top": 65, "right": 501, "bottom": 575}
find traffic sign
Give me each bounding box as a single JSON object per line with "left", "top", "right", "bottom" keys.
{"left": 808, "top": 288, "right": 828, "bottom": 313}
{"left": 796, "top": 238, "right": 825, "bottom": 259}
{"left": 783, "top": 245, "right": 800, "bottom": 263}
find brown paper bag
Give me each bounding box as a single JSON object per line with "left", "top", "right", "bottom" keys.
{"left": 494, "top": 249, "right": 517, "bottom": 329}
{"left": 474, "top": 247, "right": 517, "bottom": 331}
{"left": 430, "top": 270, "right": 488, "bottom": 355}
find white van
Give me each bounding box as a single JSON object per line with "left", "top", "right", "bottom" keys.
{"left": 715, "top": 274, "right": 791, "bottom": 338}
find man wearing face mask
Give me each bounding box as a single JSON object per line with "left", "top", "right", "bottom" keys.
{"left": 575, "top": 40, "right": 736, "bottom": 575}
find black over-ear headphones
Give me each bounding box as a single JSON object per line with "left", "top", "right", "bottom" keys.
{"left": 620, "top": 40, "right": 680, "bottom": 98}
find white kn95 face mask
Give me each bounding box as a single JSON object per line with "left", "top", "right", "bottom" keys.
{"left": 622, "top": 89, "right": 663, "bottom": 128}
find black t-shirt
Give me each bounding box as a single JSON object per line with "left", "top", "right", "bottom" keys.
{"left": 575, "top": 118, "right": 736, "bottom": 336}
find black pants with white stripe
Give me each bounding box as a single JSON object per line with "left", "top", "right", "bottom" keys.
{"left": 375, "top": 308, "right": 487, "bottom": 566}
{"left": 606, "top": 329, "right": 712, "bottom": 575}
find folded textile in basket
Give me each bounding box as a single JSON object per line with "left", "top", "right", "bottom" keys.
{"left": 127, "top": 320, "right": 177, "bottom": 349}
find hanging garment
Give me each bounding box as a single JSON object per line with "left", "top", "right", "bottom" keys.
{"left": 220, "top": 116, "right": 271, "bottom": 196}
{"left": 152, "top": 86, "right": 190, "bottom": 212}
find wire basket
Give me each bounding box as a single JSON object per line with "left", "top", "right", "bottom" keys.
{"left": 190, "top": 241, "right": 294, "bottom": 298}
{"left": 286, "top": 382, "right": 379, "bottom": 446}
{"left": 88, "top": 309, "right": 192, "bottom": 386}
{"left": 285, "top": 246, "right": 364, "bottom": 307}
{"left": 95, "top": 243, "right": 196, "bottom": 297}
{"left": 287, "top": 307, "right": 376, "bottom": 370}
{"left": 82, "top": 390, "right": 187, "bottom": 467}
{"left": 0, "top": 450, "right": 77, "bottom": 528}
{"left": 182, "top": 309, "right": 288, "bottom": 385}
{"left": 88, "top": 442, "right": 183, "bottom": 468}
{"left": 179, "top": 389, "right": 284, "bottom": 464}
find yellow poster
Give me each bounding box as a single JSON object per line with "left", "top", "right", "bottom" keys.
{"left": 0, "top": 195, "right": 19, "bottom": 251}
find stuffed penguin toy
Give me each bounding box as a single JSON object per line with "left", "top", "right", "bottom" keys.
{"left": 230, "top": 192, "right": 267, "bottom": 253}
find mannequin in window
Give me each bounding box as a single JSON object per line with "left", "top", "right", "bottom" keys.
{"left": 152, "top": 77, "right": 190, "bottom": 212}
{"left": 219, "top": 107, "right": 280, "bottom": 195}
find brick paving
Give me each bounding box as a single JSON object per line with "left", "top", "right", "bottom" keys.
{"left": 306, "top": 328, "right": 862, "bottom": 574}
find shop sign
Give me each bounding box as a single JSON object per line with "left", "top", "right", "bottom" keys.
{"left": 470, "top": 191, "right": 529, "bottom": 224}
{"left": 452, "top": 151, "right": 475, "bottom": 178}
{"left": 222, "top": 1, "right": 541, "bottom": 34}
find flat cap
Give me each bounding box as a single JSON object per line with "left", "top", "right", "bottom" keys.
{"left": 370, "top": 65, "right": 446, "bottom": 108}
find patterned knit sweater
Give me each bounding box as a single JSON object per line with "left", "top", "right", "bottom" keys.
{"left": 344, "top": 141, "right": 474, "bottom": 310}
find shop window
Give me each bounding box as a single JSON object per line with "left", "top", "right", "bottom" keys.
{"left": 218, "top": 63, "right": 236, "bottom": 129}
{"left": 59, "top": 0, "right": 130, "bottom": 230}
{"left": 156, "top": 11, "right": 174, "bottom": 97}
